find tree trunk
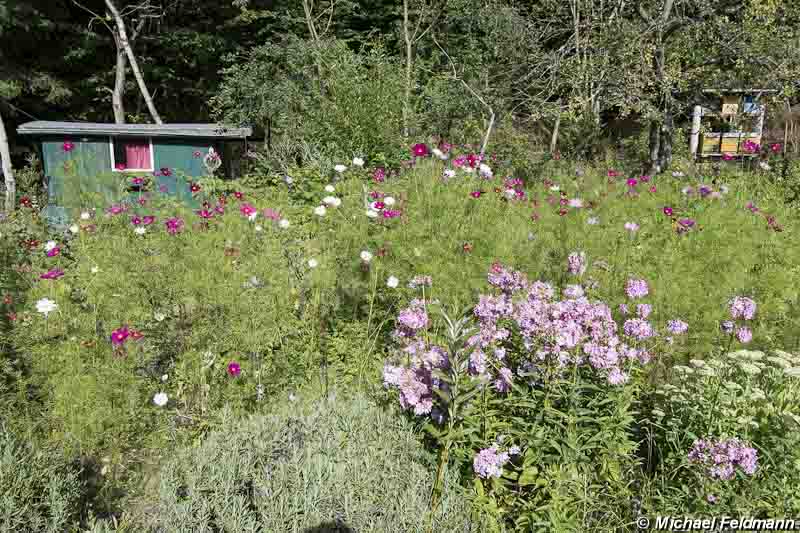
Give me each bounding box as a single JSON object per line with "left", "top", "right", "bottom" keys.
{"left": 402, "top": 0, "right": 412, "bottom": 138}
{"left": 657, "top": 109, "right": 674, "bottom": 171}
{"left": 0, "top": 111, "right": 16, "bottom": 213}
{"left": 105, "top": 0, "right": 162, "bottom": 124}
{"left": 550, "top": 100, "right": 562, "bottom": 155}
{"left": 112, "top": 44, "right": 127, "bottom": 124}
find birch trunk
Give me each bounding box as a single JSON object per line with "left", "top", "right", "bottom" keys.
{"left": 0, "top": 111, "right": 16, "bottom": 213}
{"left": 105, "top": 0, "right": 162, "bottom": 124}
{"left": 112, "top": 45, "right": 127, "bottom": 124}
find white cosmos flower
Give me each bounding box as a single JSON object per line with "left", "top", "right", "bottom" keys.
{"left": 386, "top": 276, "right": 399, "bottom": 288}
{"left": 91, "top": 266, "right": 99, "bottom": 274}
{"left": 323, "top": 196, "right": 337, "bottom": 205}
{"left": 154, "top": 312, "right": 166, "bottom": 322}
{"left": 69, "top": 225, "right": 79, "bottom": 234}
{"left": 314, "top": 205, "right": 327, "bottom": 217}
{"left": 80, "top": 211, "right": 91, "bottom": 220}
{"left": 549, "top": 185, "right": 560, "bottom": 192}
{"left": 479, "top": 163, "right": 493, "bottom": 178}
{"left": 279, "top": 218, "right": 290, "bottom": 229}
{"left": 153, "top": 392, "right": 169, "bottom": 407}
{"left": 134, "top": 227, "right": 147, "bottom": 236}
{"left": 352, "top": 157, "right": 365, "bottom": 167}
{"left": 161, "top": 374, "right": 168, "bottom": 382}
{"left": 36, "top": 298, "right": 58, "bottom": 317}
{"left": 44, "top": 240, "right": 57, "bottom": 252}
{"left": 334, "top": 164, "right": 347, "bottom": 173}
{"left": 432, "top": 148, "right": 443, "bottom": 158}
{"left": 330, "top": 197, "right": 342, "bottom": 207}
{"left": 324, "top": 184, "right": 336, "bottom": 193}
{"left": 247, "top": 212, "right": 258, "bottom": 222}
{"left": 383, "top": 196, "right": 396, "bottom": 206}
{"left": 254, "top": 225, "right": 263, "bottom": 232}
{"left": 366, "top": 209, "right": 379, "bottom": 218}
{"left": 463, "top": 166, "right": 475, "bottom": 173}
{"left": 360, "top": 250, "right": 373, "bottom": 262}
{"left": 443, "top": 169, "right": 456, "bottom": 179}
{"left": 370, "top": 201, "right": 384, "bottom": 210}
{"left": 308, "top": 258, "right": 319, "bottom": 268}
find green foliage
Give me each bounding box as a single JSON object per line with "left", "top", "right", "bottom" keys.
{"left": 116, "top": 393, "right": 481, "bottom": 532}
{"left": 0, "top": 426, "right": 84, "bottom": 533}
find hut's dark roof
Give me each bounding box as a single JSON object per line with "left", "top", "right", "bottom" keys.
{"left": 17, "top": 121, "right": 251, "bottom": 138}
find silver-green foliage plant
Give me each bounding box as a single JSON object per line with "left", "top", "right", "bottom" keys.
{"left": 0, "top": 426, "right": 83, "bottom": 533}
{"left": 124, "top": 393, "right": 480, "bottom": 533}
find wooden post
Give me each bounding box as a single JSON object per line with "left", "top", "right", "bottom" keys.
{"left": 689, "top": 104, "right": 702, "bottom": 159}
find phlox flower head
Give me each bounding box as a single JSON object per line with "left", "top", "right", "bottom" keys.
{"left": 729, "top": 296, "right": 757, "bottom": 320}
{"left": 567, "top": 251, "right": 587, "bottom": 276}
{"left": 473, "top": 445, "right": 510, "bottom": 479}
{"left": 667, "top": 319, "right": 688, "bottom": 335}
{"left": 625, "top": 278, "right": 649, "bottom": 299}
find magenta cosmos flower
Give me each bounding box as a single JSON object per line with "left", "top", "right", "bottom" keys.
{"left": 663, "top": 206, "right": 673, "bottom": 216}
{"left": 165, "top": 217, "right": 184, "bottom": 235}
{"left": 470, "top": 190, "right": 483, "bottom": 198}
{"left": 626, "top": 178, "right": 638, "bottom": 187}
{"left": 412, "top": 143, "right": 429, "bottom": 157}
{"left": 372, "top": 168, "right": 386, "bottom": 182}
{"left": 227, "top": 361, "right": 241, "bottom": 377}
{"left": 62, "top": 141, "right": 75, "bottom": 152}
{"left": 40, "top": 269, "right": 65, "bottom": 280}
{"left": 240, "top": 203, "right": 257, "bottom": 218}
{"left": 46, "top": 247, "right": 61, "bottom": 258}
{"left": 142, "top": 215, "right": 155, "bottom": 226}
{"left": 111, "top": 326, "right": 130, "bottom": 345}
{"left": 197, "top": 209, "right": 214, "bottom": 219}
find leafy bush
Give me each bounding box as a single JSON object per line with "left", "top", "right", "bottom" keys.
{"left": 119, "top": 393, "right": 481, "bottom": 532}
{"left": 0, "top": 426, "right": 83, "bottom": 533}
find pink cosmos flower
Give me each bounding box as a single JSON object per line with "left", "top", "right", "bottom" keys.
{"left": 197, "top": 209, "right": 214, "bottom": 219}
{"left": 138, "top": 197, "right": 148, "bottom": 206}
{"left": 382, "top": 209, "right": 401, "bottom": 219}
{"left": 46, "top": 247, "right": 60, "bottom": 258}
{"left": 131, "top": 216, "right": 142, "bottom": 225}
{"left": 649, "top": 186, "right": 657, "bottom": 193}
{"left": 470, "top": 191, "right": 483, "bottom": 198}
{"left": 372, "top": 168, "right": 386, "bottom": 182}
{"left": 640, "top": 175, "right": 651, "bottom": 183}
{"left": 142, "top": 215, "right": 155, "bottom": 226}
{"left": 214, "top": 205, "right": 225, "bottom": 215}
{"left": 62, "top": 141, "right": 75, "bottom": 152}
{"left": 627, "top": 178, "right": 638, "bottom": 187}
{"left": 233, "top": 191, "right": 243, "bottom": 200}
{"left": 770, "top": 143, "right": 781, "bottom": 153}
{"left": 624, "top": 222, "right": 639, "bottom": 232}
{"left": 40, "top": 269, "right": 65, "bottom": 280}
{"left": 373, "top": 201, "right": 386, "bottom": 210}
{"left": 165, "top": 217, "right": 184, "bottom": 235}
{"left": 412, "top": 143, "right": 429, "bottom": 157}
{"left": 663, "top": 206, "right": 673, "bottom": 216}
{"left": 227, "top": 361, "right": 241, "bottom": 377}
{"left": 131, "top": 177, "right": 144, "bottom": 186}
{"left": 239, "top": 203, "right": 257, "bottom": 218}
{"left": 190, "top": 183, "right": 201, "bottom": 193}
{"left": 111, "top": 326, "right": 130, "bottom": 345}
{"left": 607, "top": 170, "right": 620, "bottom": 178}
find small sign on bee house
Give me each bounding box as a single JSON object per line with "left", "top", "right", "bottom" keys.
{"left": 722, "top": 103, "right": 738, "bottom": 115}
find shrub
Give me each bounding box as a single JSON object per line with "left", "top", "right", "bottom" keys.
{"left": 120, "top": 392, "right": 481, "bottom": 532}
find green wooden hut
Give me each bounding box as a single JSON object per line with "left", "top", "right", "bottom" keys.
{"left": 16, "top": 121, "right": 251, "bottom": 225}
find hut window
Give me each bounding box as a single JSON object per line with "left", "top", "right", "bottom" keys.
{"left": 110, "top": 137, "right": 153, "bottom": 172}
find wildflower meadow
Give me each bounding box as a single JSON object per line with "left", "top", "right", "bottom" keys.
{"left": 1, "top": 136, "right": 799, "bottom": 532}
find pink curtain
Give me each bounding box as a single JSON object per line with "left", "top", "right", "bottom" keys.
{"left": 124, "top": 142, "right": 151, "bottom": 169}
